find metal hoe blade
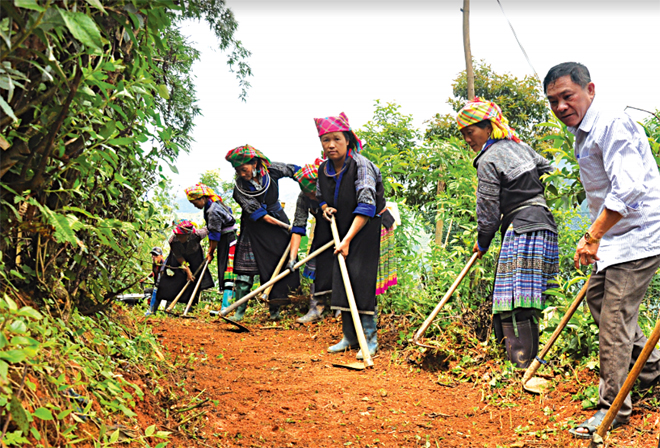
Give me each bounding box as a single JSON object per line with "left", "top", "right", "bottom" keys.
{"left": 522, "top": 376, "right": 551, "bottom": 394}
{"left": 209, "top": 310, "right": 250, "bottom": 332}
{"left": 331, "top": 362, "right": 366, "bottom": 371}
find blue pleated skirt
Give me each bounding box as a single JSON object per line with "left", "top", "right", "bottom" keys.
{"left": 492, "top": 226, "right": 559, "bottom": 314}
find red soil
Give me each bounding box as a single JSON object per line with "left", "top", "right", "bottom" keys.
{"left": 128, "top": 311, "right": 660, "bottom": 448}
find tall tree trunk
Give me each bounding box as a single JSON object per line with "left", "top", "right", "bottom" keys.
{"left": 434, "top": 180, "right": 446, "bottom": 246}
{"left": 463, "top": 0, "right": 475, "bottom": 100}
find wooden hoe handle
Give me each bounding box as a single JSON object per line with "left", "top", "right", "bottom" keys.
{"left": 522, "top": 278, "right": 590, "bottom": 385}
{"left": 262, "top": 242, "right": 292, "bottom": 302}
{"left": 221, "top": 240, "right": 335, "bottom": 316}
{"left": 165, "top": 261, "right": 207, "bottom": 312}
{"left": 183, "top": 260, "right": 209, "bottom": 316}
{"left": 330, "top": 216, "right": 373, "bottom": 368}
{"left": 413, "top": 252, "right": 478, "bottom": 348}
{"left": 589, "top": 316, "right": 660, "bottom": 447}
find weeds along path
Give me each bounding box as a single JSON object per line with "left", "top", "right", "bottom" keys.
{"left": 139, "top": 314, "right": 659, "bottom": 447}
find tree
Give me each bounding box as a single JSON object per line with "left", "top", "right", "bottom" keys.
{"left": 425, "top": 61, "right": 551, "bottom": 148}
{"left": 359, "top": 101, "right": 475, "bottom": 233}
{"left": 0, "top": 0, "right": 250, "bottom": 315}
{"left": 199, "top": 168, "right": 239, "bottom": 214}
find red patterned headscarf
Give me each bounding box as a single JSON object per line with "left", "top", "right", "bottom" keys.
{"left": 293, "top": 158, "right": 324, "bottom": 194}
{"left": 185, "top": 183, "right": 223, "bottom": 203}
{"left": 173, "top": 219, "right": 195, "bottom": 235}
{"left": 225, "top": 145, "right": 271, "bottom": 177}
{"left": 313, "top": 112, "right": 363, "bottom": 157}
{"left": 456, "top": 97, "right": 521, "bottom": 143}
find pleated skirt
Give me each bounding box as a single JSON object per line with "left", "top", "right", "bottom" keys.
{"left": 376, "top": 225, "right": 397, "bottom": 295}
{"left": 492, "top": 226, "right": 559, "bottom": 314}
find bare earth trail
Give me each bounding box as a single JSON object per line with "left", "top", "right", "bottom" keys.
{"left": 134, "top": 314, "right": 659, "bottom": 448}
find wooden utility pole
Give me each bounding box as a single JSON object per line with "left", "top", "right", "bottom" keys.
{"left": 435, "top": 1, "right": 475, "bottom": 247}
{"left": 463, "top": 0, "right": 475, "bottom": 100}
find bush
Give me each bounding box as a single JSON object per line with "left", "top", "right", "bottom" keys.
{"left": 0, "top": 295, "right": 171, "bottom": 446}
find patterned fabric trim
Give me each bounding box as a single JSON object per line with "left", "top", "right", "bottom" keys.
{"left": 185, "top": 183, "right": 223, "bottom": 203}
{"left": 293, "top": 158, "right": 323, "bottom": 194}
{"left": 225, "top": 145, "right": 271, "bottom": 176}
{"left": 492, "top": 226, "right": 559, "bottom": 314}
{"left": 223, "top": 241, "right": 236, "bottom": 282}
{"left": 313, "top": 112, "right": 363, "bottom": 157}
{"left": 376, "top": 225, "right": 398, "bottom": 295}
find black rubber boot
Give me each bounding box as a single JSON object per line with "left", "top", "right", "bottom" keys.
{"left": 269, "top": 303, "right": 281, "bottom": 321}
{"left": 328, "top": 311, "right": 359, "bottom": 353}
{"left": 501, "top": 317, "right": 539, "bottom": 369}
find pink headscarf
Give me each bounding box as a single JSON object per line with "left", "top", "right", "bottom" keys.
{"left": 173, "top": 219, "right": 195, "bottom": 235}
{"left": 313, "top": 112, "right": 363, "bottom": 157}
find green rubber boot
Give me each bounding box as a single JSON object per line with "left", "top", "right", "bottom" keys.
{"left": 231, "top": 276, "right": 253, "bottom": 322}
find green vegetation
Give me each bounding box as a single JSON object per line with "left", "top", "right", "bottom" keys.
{"left": 0, "top": 0, "right": 659, "bottom": 445}
{"left": 0, "top": 0, "right": 250, "bottom": 314}
{"left": 0, "top": 0, "right": 249, "bottom": 445}
{"left": 0, "top": 296, "right": 172, "bottom": 446}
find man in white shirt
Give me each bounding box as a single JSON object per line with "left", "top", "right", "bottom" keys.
{"left": 544, "top": 62, "right": 660, "bottom": 439}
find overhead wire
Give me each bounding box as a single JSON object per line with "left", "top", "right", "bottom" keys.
{"left": 495, "top": 0, "right": 539, "bottom": 81}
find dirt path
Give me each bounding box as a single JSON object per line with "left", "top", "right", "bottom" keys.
{"left": 133, "top": 313, "right": 659, "bottom": 448}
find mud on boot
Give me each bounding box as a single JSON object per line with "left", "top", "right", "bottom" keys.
{"left": 328, "top": 311, "right": 359, "bottom": 353}
{"left": 499, "top": 312, "right": 539, "bottom": 369}
{"left": 296, "top": 296, "right": 326, "bottom": 323}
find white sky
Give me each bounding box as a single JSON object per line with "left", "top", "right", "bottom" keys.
{"left": 169, "top": 0, "right": 660, "bottom": 208}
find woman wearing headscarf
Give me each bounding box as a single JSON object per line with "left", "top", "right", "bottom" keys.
{"left": 225, "top": 145, "right": 301, "bottom": 321}
{"left": 185, "top": 183, "right": 237, "bottom": 310}
{"left": 153, "top": 219, "right": 215, "bottom": 312}
{"left": 456, "top": 97, "right": 559, "bottom": 368}
{"left": 288, "top": 158, "right": 335, "bottom": 323}
{"left": 315, "top": 112, "right": 386, "bottom": 360}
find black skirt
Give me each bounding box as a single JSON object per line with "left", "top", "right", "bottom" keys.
{"left": 232, "top": 166, "right": 300, "bottom": 300}
{"left": 310, "top": 209, "right": 334, "bottom": 294}
{"left": 317, "top": 157, "right": 384, "bottom": 314}
{"left": 156, "top": 247, "right": 214, "bottom": 307}
{"left": 236, "top": 210, "right": 300, "bottom": 301}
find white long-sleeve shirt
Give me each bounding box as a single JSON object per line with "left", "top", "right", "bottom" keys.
{"left": 569, "top": 98, "right": 660, "bottom": 271}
